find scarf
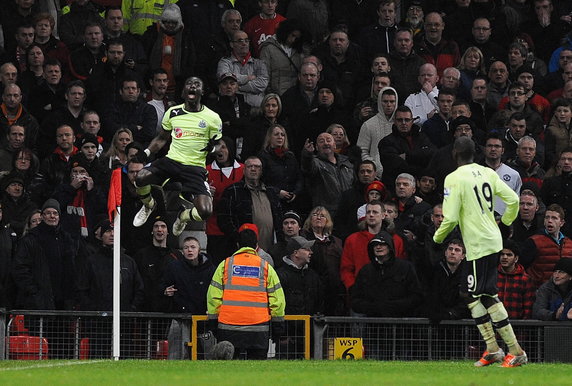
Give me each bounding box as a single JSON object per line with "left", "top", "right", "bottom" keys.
{"left": 71, "top": 187, "right": 88, "bottom": 237}
{"left": 273, "top": 147, "right": 286, "bottom": 158}
{"left": 235, "top": 52, "right": 252, "bottom": 66}
{"left": 149, "top": 25, "right": 183, "bottom": 76}
{"left": 1, "top": 104, "right": 23, "bottom": 125}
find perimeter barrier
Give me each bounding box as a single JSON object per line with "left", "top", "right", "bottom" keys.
{"left": 1, "top": 310, "right": 571, "bottom": 361}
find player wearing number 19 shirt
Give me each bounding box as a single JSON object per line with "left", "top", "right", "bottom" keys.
{"left": 434, "top": 137, "right": 527, "bottom": 368}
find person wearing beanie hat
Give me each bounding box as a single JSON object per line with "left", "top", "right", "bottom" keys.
{"left": 350, "top": 230, "right": 422, "bottom": 323}
{"left": 13, "top": 189, "right": 78, "bottom": 358}
{"left": 268, "top": 211, "right": 302, "bottom": 269}
{"left": 142, "top": 3, "right": 192, "bottom": 101}
{"left": 77, "top": 133, "right": 100, "bottom": 162}
{"left": 532, "top": 257, "right": 572, "bottom": 321}
{"left": 356, "top": 181, "right": 387, "bottom": 222}
{"left": 1, "top": 174, "right": 36, "bottom": 237}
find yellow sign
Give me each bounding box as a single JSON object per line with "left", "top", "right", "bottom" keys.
{"left": 333, "top": 338, "right": 363, "bottom": 360}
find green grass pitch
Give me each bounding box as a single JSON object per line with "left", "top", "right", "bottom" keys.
{"left": 1, "top": 360, "right": 571, "bottom": 385}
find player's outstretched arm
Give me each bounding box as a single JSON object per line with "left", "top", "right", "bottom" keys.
{"left": 146, "top": 129, "right": 171, "bottom": 155}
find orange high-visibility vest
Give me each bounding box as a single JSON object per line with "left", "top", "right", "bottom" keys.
{"left": 219, "top": 251, "right": 270, "bottom": 326}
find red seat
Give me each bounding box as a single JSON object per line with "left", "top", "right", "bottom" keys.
{"left": 8, "top": 336, "right": 49, "bottom": 360}
{"left": 155, "top": 340, "right": 169, "bottom": 359}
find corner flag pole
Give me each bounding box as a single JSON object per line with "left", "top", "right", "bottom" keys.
{"left": 108, "top": 168, "right": 122, "bottom": 360}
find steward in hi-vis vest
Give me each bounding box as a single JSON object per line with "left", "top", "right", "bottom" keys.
{"left": 207, "top": 230, "right": 285, "bottom": 359}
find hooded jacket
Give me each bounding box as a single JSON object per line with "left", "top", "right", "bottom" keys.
{"left": 351, "top": 231, "right": 423, "bottom": 317}
{"left": 497, "top": 263, "right": 535, "bottom": 319}
{"left": 357, "top": 86, "right": 398, "bottom": 178}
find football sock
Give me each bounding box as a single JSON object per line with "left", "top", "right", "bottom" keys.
{"left": 488, "top": 301, "right": 523, "bottom": 355}
{"left": 468, "top": 299, "right": 499, "bottom": 352}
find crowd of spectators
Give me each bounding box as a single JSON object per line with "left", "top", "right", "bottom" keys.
{"left": 1, "top": 0, "right": 572, "bottom": 323}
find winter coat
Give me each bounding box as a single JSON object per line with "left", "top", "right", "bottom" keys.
{"left": 521, "top": 233, "right": 572, "bottom": 288}
{"left": 259, "top": 36, "right": 303, "bottom": 95}
{"left": 351, "top": 231, "right": 423, "bottom": 316}
{"left": 12, "top": 222, "right": 79, "bottom": 310}
{"left": 77, "top": 245, "right": 144, "bottom": 312}
{"left": 134, "top": 244, "right": 178, "bottom": 312}
{"left": 217, "top": 180, "right": 282, "bottom": 243}
{"left": 378, "top": 123, "right": 436, "bottom": 187}
{"left": 497, "top": 263, "right": 535, "bottom": 319}
{"left": 276, "top": 257, "right": 324, "bottom": 315}
{"left": 161, "top": 253, "right": 215, "bottom": 314}
{"left": 258, "top": 147, "right": 304, "bottom": 197}
{"left": 532, "top": 279, "right": 572, "bottom": 320}
{"left": 300, "top": 150, "right": 354, "bottom": 217}
{"left": 420, "top": 260, "right": 469, "bottom": 321}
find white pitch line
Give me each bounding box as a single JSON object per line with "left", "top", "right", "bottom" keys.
{"left": 0, "top": 360, "right": 108, "bottom": 372}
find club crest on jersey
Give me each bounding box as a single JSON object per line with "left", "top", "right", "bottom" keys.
{"left": 198, "top": 119, "right": 207, "bottom": 128}
{"left": 444, "top": 187, "right": 450, "bottom": 197}
{"left": 174, "top": 127, "right": 183, "bottom": 138}
{"left": 503, "top": 174, "right": 511, "bottom": 182}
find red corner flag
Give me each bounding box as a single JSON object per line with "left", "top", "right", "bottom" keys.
{"left": 108, "top": 168, "right": 122, "bottom": 221}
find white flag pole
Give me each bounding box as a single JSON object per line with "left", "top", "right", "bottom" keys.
{"left": 112, "top": 207, "right": 121, "bottom": 360}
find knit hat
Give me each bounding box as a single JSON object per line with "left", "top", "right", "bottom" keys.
{"left": 42, "top": 198, "right": 61, "bottom": 215}
{"left": 450, "top": 116, "right": 476, "bottom": 134}
{"left": 2, "top": 174, "right": 24, "bottom": 190}
{"left": 282, "top": 210, "right": 302, "bottom": 227}
{"left": 365, "top": 181, "right": 387, "bottom": 202}
{"left": 238, "top": 223, "right": 259, "bottom": 239}
{"left": 77, "top": 133, "right": 99, "bottom": 149}
{"left": 94, "top": 218, "right": 113, "bottom": 235}
{"left": 285, "top": 236, "right": 315, "bottom": 255}
{"left": 161, "top": 4, "right": 183, "bottom": 24}
{"left": 554, "top": 258, "right": 572, "bottom": 276}
{"left": 516, "top": 64, "right": 537, "bottom": 79}
{"left": 520, "top": 181, "right": 540, "bottom": 198}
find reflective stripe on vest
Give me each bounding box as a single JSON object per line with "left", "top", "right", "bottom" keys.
{"left": 219, "top": 252, "right": 270, "bottom": 326}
